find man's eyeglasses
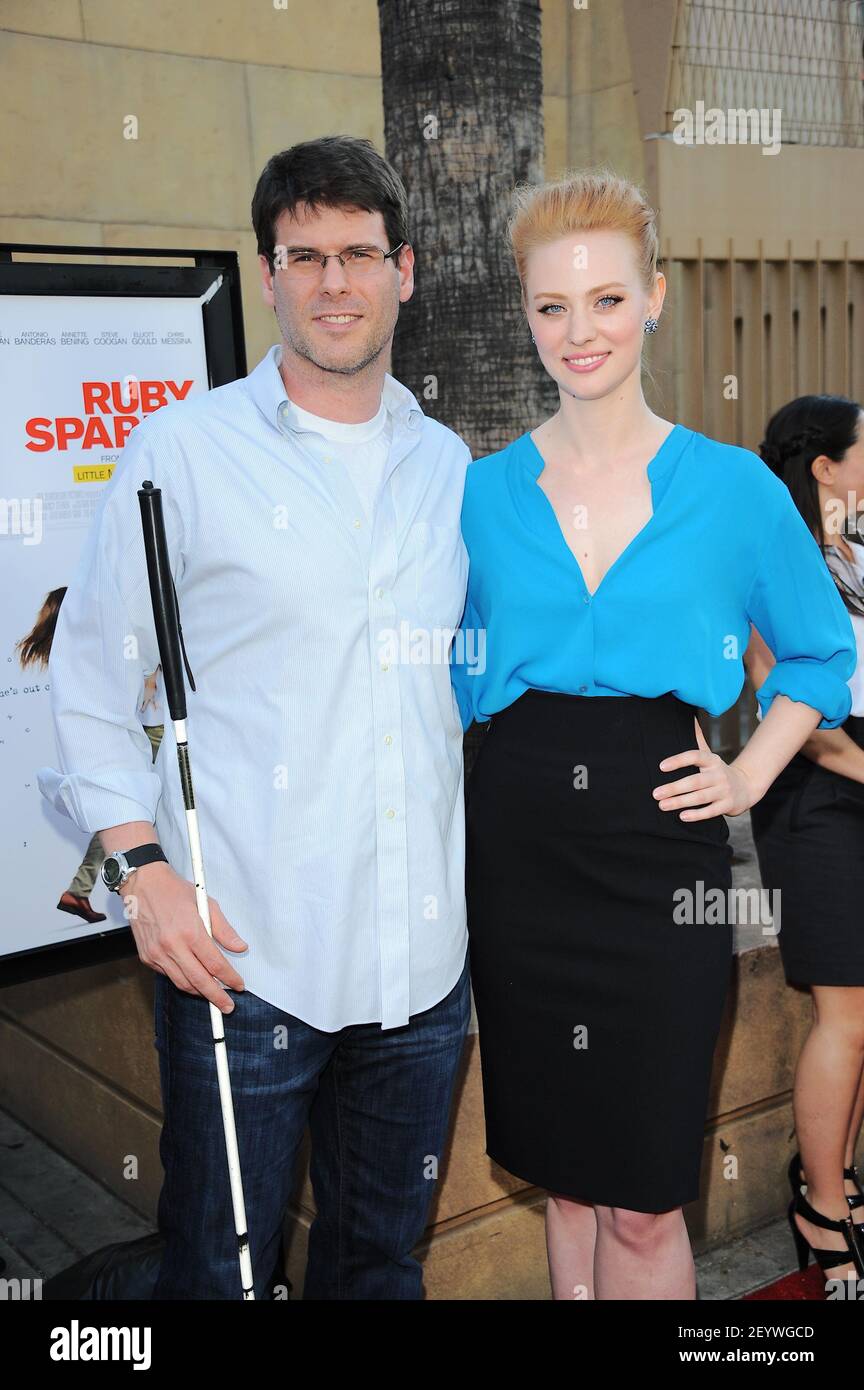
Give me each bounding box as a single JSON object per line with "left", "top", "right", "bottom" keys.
{"left": 275, "top": 243, "right": 405, "bottom": 279}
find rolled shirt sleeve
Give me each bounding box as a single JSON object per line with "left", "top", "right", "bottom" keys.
{"left": 37, "top": 415, "right": 185, "bottom": 833}
{"left": 745, "top": 479, "right": 856, "bottom": 730}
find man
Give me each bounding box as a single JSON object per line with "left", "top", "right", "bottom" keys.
{"left": 38, "top": 135, "right": 472, "bottom": 1300}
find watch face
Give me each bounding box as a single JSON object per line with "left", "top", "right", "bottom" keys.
{"left": 101, "top": 856, "right": 122, "bottom": 890}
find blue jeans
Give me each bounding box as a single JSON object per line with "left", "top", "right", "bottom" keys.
{"left": 152, "top": 951, "right": 470, "bottom": 1299}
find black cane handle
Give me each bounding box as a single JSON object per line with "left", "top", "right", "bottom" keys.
{"left": 137, "top": 481, "right": 195, "bottom": 720}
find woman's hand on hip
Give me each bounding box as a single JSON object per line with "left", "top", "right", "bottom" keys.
{"left": 652, "top": 717, "right": 758, "bottom": 819}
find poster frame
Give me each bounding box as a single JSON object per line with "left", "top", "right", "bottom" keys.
{"left": 0, "top": 244, "right": 247, "bottom": 987}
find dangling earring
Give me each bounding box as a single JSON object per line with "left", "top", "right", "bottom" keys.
{"left": 644, "top": 317, "right": 659, "bottom": 334}
{"left": 531, "top": 333, "right": 536, "bottom": 343}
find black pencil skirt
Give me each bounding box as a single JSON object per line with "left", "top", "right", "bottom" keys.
{"left": 465, "top": 689, "right": 734, "bottom": 1213}
{"left": 749, "top": 714, "right": 864, "bottom": 986}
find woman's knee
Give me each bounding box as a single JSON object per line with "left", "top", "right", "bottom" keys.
{"left": 594, "top": 1204, "right": 682, "bottom": 1246}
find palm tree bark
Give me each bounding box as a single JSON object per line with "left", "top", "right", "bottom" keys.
{"left": 378, "top": 0, "right": 557, "bottom": 457}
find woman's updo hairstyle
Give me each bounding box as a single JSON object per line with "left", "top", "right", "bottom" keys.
{"left": 507, "top": 166, "right": 661, "bottom": 304}
{"left": 760, "top": 394, "right": 864, "bottom": 617}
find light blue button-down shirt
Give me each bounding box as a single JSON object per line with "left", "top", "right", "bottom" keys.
{"left": 38, "top": 344, "right": 471, "bottom": 1030}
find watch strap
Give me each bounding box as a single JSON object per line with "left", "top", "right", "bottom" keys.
{"left": 123, "top": 844, "right": 168, "bottom": 873}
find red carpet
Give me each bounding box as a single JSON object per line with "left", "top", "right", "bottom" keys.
{"left": 744, "top": 1264, "right": 830, "bottom": 1300}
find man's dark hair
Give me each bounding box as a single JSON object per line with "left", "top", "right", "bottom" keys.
{"left": 251, "top": 135, "right": 410, "bottom": 271}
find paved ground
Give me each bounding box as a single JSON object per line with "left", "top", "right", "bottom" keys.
{"left": 0, "top": 1108, "right": 152, "bottom": 1295}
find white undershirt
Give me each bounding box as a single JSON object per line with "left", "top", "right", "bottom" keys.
{"left": 290, "top": 397, "right": 392, "bottom": 523}
{"left": 825, "top": 541, "right": 864, "bottom": 717}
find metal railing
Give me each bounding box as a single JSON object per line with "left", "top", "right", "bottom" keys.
{"left": 669, "top": 0, "right": 864, "bottom": 147}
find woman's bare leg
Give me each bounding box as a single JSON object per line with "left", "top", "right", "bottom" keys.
{"left": 794, "top": 986, "right": 864, "bottom": 1277}
{"left": 545, "top": 1193, "right": 597, "bottom": 1299}
{"left": 593, "top": 1205, "right": 695, "bottom": 1299}
{"left": 843, "top": 1048, "right": 864, "bottom": 1184}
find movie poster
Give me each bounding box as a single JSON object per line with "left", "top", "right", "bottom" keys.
{"left": 0, "top": 294, "right": 209, "bottom": 959}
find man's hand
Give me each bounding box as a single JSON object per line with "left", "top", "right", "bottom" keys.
{"left": 122, "top": 861, "right": 248, "bottom": 1012}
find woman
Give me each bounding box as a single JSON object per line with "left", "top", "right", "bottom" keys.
{"left": 16, "top": 590, "right": 162, "bottom": 926}
{"left": 450, "top": 169, "right": 860, "bottom": 1299}
{"left": 17, "top": 588, "right": 108, "bottom": 923}
{"left": 745, "top": 395, "right": 864, "bottom": 1290}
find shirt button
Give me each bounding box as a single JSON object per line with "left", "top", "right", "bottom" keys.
{"left": 353, "top": 518, "right": 362, "bottom": 528}
{"left": 380, "top": 662, "right": 389, "bottom": 672}
{"left": 385, "top": 807, "right": 395, "bottom": 819}
{"left": 375, "top": 586, "right": 384, "bottom": 599}
{"left": 384, "top": 734, "right": 393, "bottom": 745}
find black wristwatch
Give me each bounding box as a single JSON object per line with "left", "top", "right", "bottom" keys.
{"left": 100, "top": 844, "right": 169, "bottom": 893}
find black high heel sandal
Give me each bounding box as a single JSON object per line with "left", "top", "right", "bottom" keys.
{"left": 789, "top": 1150, "right": 864, "bottom": 1239}
{"left": 845, "top": 1162, "right": 864, "bottom": 1240}
{"left": 787, "top": 1187, "right": 864, "bottom": 1283}
{"left": 787, "top": 1150, "right": 804, "bottom": 1201}
{"left": 844, "top": 1161, "right": 864, "bottom": 1205}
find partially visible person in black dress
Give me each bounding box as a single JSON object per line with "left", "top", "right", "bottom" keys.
{"left": 452, "top": 170, "right": 860, "bottom": 1301}
{"left": 746, "top": 394, "right": 864, "bottom": 1287}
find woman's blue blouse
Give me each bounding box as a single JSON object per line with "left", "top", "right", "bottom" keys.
{"left": 450, "top": 424, "right": 856, "bottom": 733}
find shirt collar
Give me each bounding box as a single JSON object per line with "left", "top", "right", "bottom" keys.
{"left": 518, "top": 421, "right": 691, "bottom": 482}
{"left": 245, "top": 343, "right": 424, "bottom": 436}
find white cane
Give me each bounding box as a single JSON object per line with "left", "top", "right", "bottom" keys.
{"left": 138, "top": 480, "right": 255, "bottom": 1300}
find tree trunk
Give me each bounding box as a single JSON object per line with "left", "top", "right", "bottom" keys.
{"left": 378, "top": 0, "right": 557, "bottom": 457}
